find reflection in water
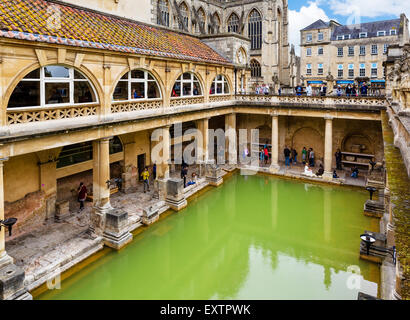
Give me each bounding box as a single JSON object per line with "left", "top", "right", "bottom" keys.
{"left": 38, "top": 174, "right": 379, "bottom": 300}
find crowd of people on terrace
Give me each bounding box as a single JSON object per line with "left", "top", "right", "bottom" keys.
{"left": 245, "top": 81, "right": 382, "bottom": 97}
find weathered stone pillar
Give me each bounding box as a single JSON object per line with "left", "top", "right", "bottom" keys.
{"left": 90, "top": 138, "right": 132, "bottom": 249}
{"left": 225, "top": 113, "right": 237, "bottom": 165}
{"left": 157, "top": 126, "right": 170, "bottom": 180}
{"left": 323, "top": 116, "right": 333, "bottom": 180}
{"left": 205, "top": 163, "right": 223, "bottom": 187}
{"left": 0, "top": 159, "right": 32, "bottom": 300}
{"left": 269, "top": 114, "right": 280, "bottom": 173}
{"left": 196, "top": 118, "right": 209, "bottom": 163}
{"left": 0, "top": 160, "right": 9, "bottom": 268}
{"left": 122, "top": 139, "right": 138, "bottom": 193}
{"left": 39, "top": 161, "right": 57, "bottom": 220}
{"left": 165, "top": 178, "right": 187, "bottom": 211}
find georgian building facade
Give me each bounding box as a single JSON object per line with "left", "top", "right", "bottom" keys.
{"left": 300, "top": 15, "right": 409, "bottom": 94}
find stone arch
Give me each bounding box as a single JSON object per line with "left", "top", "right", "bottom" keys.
{"left": 3, "top": 61, "right": 104, "bottom": 113}
{"left": 110, "top": 67, "right": 165, "bottom": 102}
{"left": 341, "top": 133, "right": 375, "bottom": 155}
{"left": 291, "top": 127, "right": 324, "bottom": 161}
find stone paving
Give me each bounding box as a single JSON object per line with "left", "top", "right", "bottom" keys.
{"left": 4, "top": 161, "right": 372, "bottom": 294}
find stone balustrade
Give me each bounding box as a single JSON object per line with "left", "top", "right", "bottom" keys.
{"left": 5, "top": 95, "right": 387, "bottom": 126}
{"left": 7, "top": 103, "right": 99, "bottom": 125}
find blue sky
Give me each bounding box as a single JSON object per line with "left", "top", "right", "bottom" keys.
{"left": 288, "top": 0, "right": 410, "bottom": 54}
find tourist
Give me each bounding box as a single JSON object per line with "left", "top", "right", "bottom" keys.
{"left": 335, "top": 149, "right": 343, "bottom": 170}
{"left": 336, "top": 86, "right": 343, "bottom": 97}
{"left": 360, "top": 82, "right": 368, "bottom": 97}
{"left": 153, "top": 163, "right": 157, "bottom": 180}
{"left": 303, "top": 164, "right": 315, "bottom": 177}
{"left": 77, "top": 182, "right": 87, "bottom": 212}
{"left": 181, "top": 165, "right": 188, "bottom": 187}
{"left": 319, "top": 84, "right": 327, "bottom": 96}
{"left": 263, "top": 84, "right": 270, "bottom": 95}
{"left": 309, "top": 148, "right": 315, "bottom": 167}
{"left": 278, "top": 87, "right": 282, "bottom": 96}
{"left": 296, "top": 84, "right": 303, "bottom": 96}
{"left": 346, "top": 85, "right": 352, "bottom": 97}
{"left": 351, "top": 166, "right": 359, "bottom": 178}
{"left": 292, "top": 148, "right": 298, "bottom": 164}
{"left": 284, "top": 146, "right": 291, "bottom": 166}
{"left": 193, "top": 84, "right": 199, "bottom": 96}
{"left": 141, "top": 167, "right": 150, "bottom": 193}
{"left": 264, "top": 147, "right": 269, "bottom": 165}
{"left": 260, "top": 147, "right": 264, "bottom": 163}
{"left": 352, "top": 85, "right": 357, "bottom": 96}
{"left": 316, "top": 164, "right": 324, "bottom": 176}
{"left": 306, "top": 84, "right": 313, "bottom": 96}
{"left": 333, "top": 169, "right": 339, "bottom": 179}
{"left": 301, "top": 147, "right": 307, "bottom": 164}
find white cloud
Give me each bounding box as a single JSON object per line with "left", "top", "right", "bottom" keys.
{"left": 288, "top": 1, "right": 330, "bottom": 55}
{"left": 328, "top": 0, "right": 410, "bottom": 19}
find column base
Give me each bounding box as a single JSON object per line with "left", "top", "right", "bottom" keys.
{"left": 0, "top": 252, "right": 14, "bottom": 270}
{"left": 103, "top": 208, "right": 133, "bottom": 250}
{"left": 269, "top": 164, "right": 280, "bottom": 174}
{"left": 322, "top": 171, "right": 333, "bottom": 181}
{"left": 0, "top": 263, "right": 32, "bottom": 300}
{"left": 166, "top": 197, "right": 187, "bottom": 211}
{"left": 142, "top": 207, "right": 159, "bottom": 225}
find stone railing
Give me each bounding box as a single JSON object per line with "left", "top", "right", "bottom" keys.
{"left": 170, "top": 96, "right": 205, "bottom": 107}
{"left": 236, "top": 94, "right": 387, "bottom": 107}
{"left": 7, "top": 103, "right": 99, "bottom": 125}
{"left": 111, "top": 99, "right": 163, "bottom": 113}
{"left": 209, "top": 94, "right": 233, "bottom": 103}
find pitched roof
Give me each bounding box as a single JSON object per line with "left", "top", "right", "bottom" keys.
{"left": 331, "top": 18, "right": 401, "bottom": 40}
{"left": 302, "top": 20, "right": 329, "bottom": 31}
{"left": 0, "top": 0, "right": 230, "bottom": 65}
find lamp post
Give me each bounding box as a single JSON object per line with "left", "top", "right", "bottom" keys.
{"left": 360, "top": 233, "right": 376, "bottom": 255}
{"left": 0, "top": 218, "right": 18, "bottom": 237}
{"left": 365, "top": 186, "right": 377, "bottom": 200}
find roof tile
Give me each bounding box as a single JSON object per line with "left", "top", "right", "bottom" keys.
{"left": 0, "top": 0, "right": 230, "bottom": 65}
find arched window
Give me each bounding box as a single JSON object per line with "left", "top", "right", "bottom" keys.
{"left": 179, "top": 2, "right": 189, "bottom": 30}
{"left": 249, "top": 10, "right": 262, "bottom": 50}
{"left": 197, "top": 8, "right": 205, "bottom": 32}
{"left": 227, "top": 13, "right": 239, "bottom": 33}
{"left": 157, "top": 0, "right": 169, "bottom": 27}
{"left": 8, "top": 66, "right": 97, "bottom": 109}
{"left": 210, "top": 75, "right": 230, "bottom": 95}
{"left": 250, "top": 60, "right": 261, "bottom": 78}
{"left": 171, "top": 73, "right": 202, "bottom": 97}
{"left": 112, "top": 70, "right": 161, "bottom": 101}
{"left": 57, "top": 136, "right": 123, "bottom": 168}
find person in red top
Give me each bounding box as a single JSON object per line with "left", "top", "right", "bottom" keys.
{"left": 264, "top": 147, "right": 269, "bottom": 165}
{"left": 77, "top": 182, "right": 87, "bottom": 212}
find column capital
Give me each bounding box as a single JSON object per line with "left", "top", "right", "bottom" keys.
{"left": 324, "top": 115, "right": 334, "bottom": 121}
{"left": 100, "top": 137, "right": 112, "bottom": 143}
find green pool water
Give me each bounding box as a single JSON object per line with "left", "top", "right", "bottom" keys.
{"left": 37, "top": 173, "right": 380, "bottom": 300}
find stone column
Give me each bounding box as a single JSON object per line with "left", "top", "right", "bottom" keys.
{"left": 0, "top": 160, "right": 11, "bottom": 269}
{"left": 269, "top": 114, "right": 280, "bottom": 173}
{"left": 323, "top": 116, "right": 333, "bottom": 181}
{"left": 0, "top": 158, "right": 32, "bottom": 300}
{"left": 225, "top": 113, "right": 237, "bottom": 165}
{"left": 91, "top": 138, "right": 132, "bottom": 249}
